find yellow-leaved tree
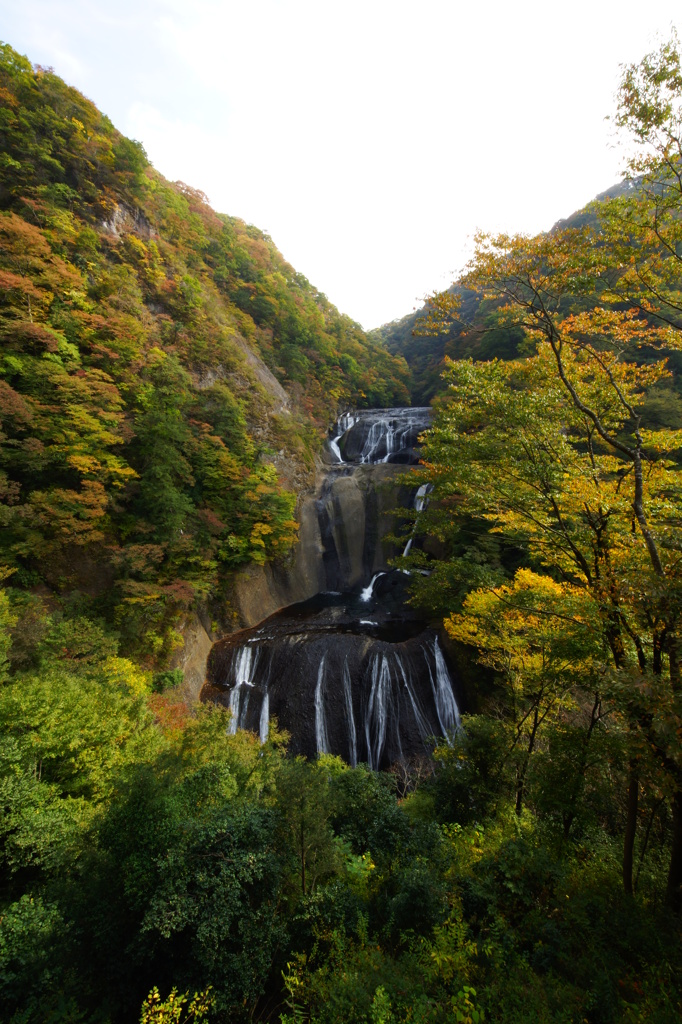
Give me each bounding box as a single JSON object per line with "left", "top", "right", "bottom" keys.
{"left": 417, "top": 34, "right": 682, "bottom": 908}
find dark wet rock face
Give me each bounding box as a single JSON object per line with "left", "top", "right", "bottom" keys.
{"left": 329, "top": 408, "right": 431, "bottom": 465}
{"left": 204, "top": 408, "right": 459, "bottom": 767}
{"left": 313, "top": 466, "right": 419, "bottom": 592}
{"left": 205, "top": 575, "right": 461, "bottom": 769}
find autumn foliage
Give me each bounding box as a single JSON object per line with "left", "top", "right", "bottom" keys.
{"left": 0, "top": 43, "right": 409, "bottom": 659}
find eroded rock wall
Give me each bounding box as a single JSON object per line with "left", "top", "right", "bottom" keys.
{"left": 231, "top": 462, "right": 416, "bottom": 627}
{"left": 176, "top": 409, "right": 429, "bottom": 699}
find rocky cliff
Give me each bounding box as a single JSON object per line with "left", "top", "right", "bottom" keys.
{"left": 199, "top": 409, "right": 465, "bottom": 766}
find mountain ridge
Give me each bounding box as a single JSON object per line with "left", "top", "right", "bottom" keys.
{"left": 372, "top": 178, "right": 645, "bottom": 404}
{"left": 0, "top": 41, "right": 411, "bottom": 667}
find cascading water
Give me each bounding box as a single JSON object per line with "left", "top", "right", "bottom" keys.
{"left": 227, "top": 681, "right": 243, "bottom": 736}
{"left": 396, "top": 657, "right": 434, "bottom": 744}
{"left": 329, "top": 407, "right": 431, "bottom": 465}
{"left": 315, "top": 656, "right": 330, "bottom": 754}
{"left": 360, "top": 572, "right": 386, "bottom": 602}
{"left": 206, "top": 595, "right": 461, "bottom": 770}
{"left": 259, "top": 691, "right": 270, "bottom": 744}
{"left": 204, "top": 406, "right": 463, "bottom": 770}
{"left": 365, "top": 654, "right": 393, "bottom": 770}
{"left": 342, "top": 658, "right": 358, "bottom": 766}
{"left": 329, "top": 412, "right": 357, "bottom": 463}
{"left": 225, "top": 644, "right": 269, "bottom": 739}
{"left": 428, "top": 637, "right": 461, "bottom": 739}
{"left": 402, "top": 483, "right": 433, "bottom": 558}
{"left": 234, "top": 645, "right": 257, "bottom": 684}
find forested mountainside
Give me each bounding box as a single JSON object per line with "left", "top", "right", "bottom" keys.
{"left": 0, "top": 43, "right": 410, "bottom": 662}
{"left": 2, "top": 32, "right": 682, "bottom": 1024}
{"left": 375, "top": 179, "right": 682, "bottom": 415}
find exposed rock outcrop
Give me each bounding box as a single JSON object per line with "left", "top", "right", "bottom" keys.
{"left": 171, "top": 611, "right": 215, "bottom": 703}
{"left": 205, "top": 581, "right": 460, "bottom": 769}
{"left": 101, "top": 201, "right": 155, "bottom": 239}
{"left": 230, "top": 462, "right": 417, "bottom": 627}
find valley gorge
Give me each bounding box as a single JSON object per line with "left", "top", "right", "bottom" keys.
{"left": 3, "top": 37, "right": 682, "bottom": 1024}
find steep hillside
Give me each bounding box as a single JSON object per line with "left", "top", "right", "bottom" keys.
{"left": 372, "top": 286, "right": 492, "bottom": 405}
{"left": 0, "top": 43, "right": 410, "bottom": 662}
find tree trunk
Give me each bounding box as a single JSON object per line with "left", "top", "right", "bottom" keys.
{"left": 623, "top": 764, "right": 638, "bottom": 896}
{"left": 666, "top": 790, "right": 682, "bottom": 913}
{"left": 634, "top": 797, "right": 663, "bottom": 892}
{"left": 515, "top": 707, "right": 539, "bottom": 816}
{"left": 563, "top": 693, "right": 601, "bottom": 840}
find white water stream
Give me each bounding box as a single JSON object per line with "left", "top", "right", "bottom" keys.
{"left": 365, "top": 654, "right": 393, "bottom": 770}
{"left": 428, "top": 637, "right": 461, "bottom": 739}
{"left": 259, "top": 691, "right": 269, "bottom": 744}
{"left": 342, "top": 657, "right": 358, "bottom": 766}
{"left": 329, "top": 412, "right": 357, "bottom": 463}
{"left": 402, "top": 483, "right": 433, "bottom": 558}
{"left": 314, "top": 656, "right": 330, "bottom": 754}
{"left": 360, "top": 572, "right": 386, "bottom": 602}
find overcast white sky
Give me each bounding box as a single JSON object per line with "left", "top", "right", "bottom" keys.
{"left": 2, "top": 1, "right": 681, "bottom": 328}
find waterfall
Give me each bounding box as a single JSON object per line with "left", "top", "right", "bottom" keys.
{"left": 360, "top": 418, "right": 387, "bottom": 463}
{"left": 329, "top": 411, "right": 356, "bottom": 462}
{"left": 396, "top": 654, "right": 434, "bottom": 742}
{"left": 234, "top": 645, "right": 258, "bottom": 685}
{"left": 227, "top": 683, "right": 241, "bottom": 735}
{"left": 359, "top": 414, "right": 419, "bottom": 464}
{"left": 360, "top": 572, "right": 386, "bottom": 602}
{"left": 259, "top": 691, "right": 269, "bottom": 744}
{"left": 226, "top": 645, "right": 259, "bottom": 735}
{"left": 428, "top": 637, "right": 461, "bottom": 739}
{"left": 329, "top": 407, "right": 431, "bottom": 465}
{"left": 380, "top": 421, "right": 418, "bottom": 464}
{"left": 314, "top": 656, "right": 330, "bottom": 754}
{"left": 216, "top": 631, "right": 460, "bottom": 765}
{"left": 228, "top": 682, "right": 253, "bottom": 735}
{"left": 216, "top": 629, "right": 460, "bottom": 767}
{"left": 342, "top": 658, "right": 357, "bottom": 766}
{"left": 402, "top": 483, "right": 433, "bottom": 558}
{"left": 207, "top": 437, "right": 461, "bottom": 768}
{"left": 365, "top": 654, "right": 392, "bottom": 770}
{"left": 329, "top": 438, "right": 342, "bottom": 463}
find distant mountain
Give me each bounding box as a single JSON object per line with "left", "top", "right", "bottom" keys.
{"left": 373, "top": 180, "right": 643, "bottom": 406}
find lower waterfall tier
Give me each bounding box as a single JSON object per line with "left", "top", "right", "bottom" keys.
{"left": 204, "top": 578, "right": 461, "bottom": 770}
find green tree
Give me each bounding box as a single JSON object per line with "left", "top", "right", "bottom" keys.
{"left": 418, "top": 40, "right": 682, "bottom": 899}
{"left": 446, "top": 570, "right": 603, "bottom": 817}
{"left": 130, "top": 353, "right": 195, "bottom": 543}
{"left": 275, "top": 757, "right": 340, "bottom": 897}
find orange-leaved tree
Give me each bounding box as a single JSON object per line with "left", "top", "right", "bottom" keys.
{"left": 418, "top": 34, "right": 682, "bottom": 908}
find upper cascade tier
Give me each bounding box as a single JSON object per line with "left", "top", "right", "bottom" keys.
{"left": 329, "top": 407, "right": 431, "bottom": 465}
